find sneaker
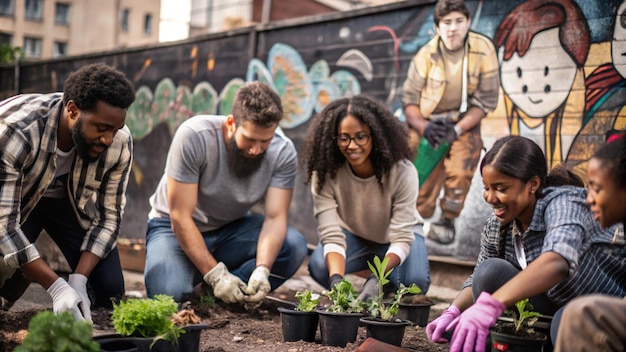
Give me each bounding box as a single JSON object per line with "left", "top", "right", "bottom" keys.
{"left": 426, "top": 217, "right": 455, "bottom": 244}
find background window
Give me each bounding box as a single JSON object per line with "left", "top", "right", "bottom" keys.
{"left": 144, "top": 13, "right": 152, "bottom": 34}
{"left": 53, "top": 41, "right": 66, "bottom": 58}
{"left": 23, "top": 37, "right": 41, "bottom": 58}
{"left": 55, "top": 2, "right": 70, "bottom": 25}
{"left": 25, "top": 0, "right": 43, "bottom": 21}
{"left": 120, "top": 8, "right": 129, "bottom": 32}
{"left": 0, "top": 32, "right": 12, "bottom": 45}
{"left": 0, "top": 0, "right": 14, "bottom": 16}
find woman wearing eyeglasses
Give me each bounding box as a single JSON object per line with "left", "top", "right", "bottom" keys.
{"left": 301, "top": 95, "right": 430, "bottom": 299}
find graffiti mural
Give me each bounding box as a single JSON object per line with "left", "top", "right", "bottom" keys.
{"left": 2, "top": 0, "right": 624, "bottom": 262}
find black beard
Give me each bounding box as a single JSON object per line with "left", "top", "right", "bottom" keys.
{"left": 226, "top": 137, "right": 265, "bottom": 178}
{"left": 72, "top": 116, "right": 106, "bottom": 162}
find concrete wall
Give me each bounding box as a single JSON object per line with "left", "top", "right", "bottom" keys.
{"left": 3, "top": 0, "right": 625, "bottom": 263}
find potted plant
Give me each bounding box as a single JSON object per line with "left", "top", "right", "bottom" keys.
{"left": 317, "top": 278, "right": 365, "bottom": 347}
{"left": 360, "top": 256, "right": 420, "bottom": 346}
{"left": 489, "top": 298, "right": 548, "bottom": 352}
{"left": 94, "top": 294, "right": 208, "bottom": 352}
{"left": 15, "top": 311, "right": 101, "bottom": 352}
{"left": 396, "top": 293, "right": 435, "bottom": 327}
{"left": 277, "top": 289, "right": 320, "bottom": 342}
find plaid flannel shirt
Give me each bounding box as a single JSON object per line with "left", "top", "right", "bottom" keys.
{"left": 0, "top": 93, "right": 133, "bottom": 268}
{"left": 462, "top": 187, "right": 625, "bottom": 305}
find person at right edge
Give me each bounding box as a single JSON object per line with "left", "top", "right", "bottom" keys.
{"left": 402, "top": 0, "right": 500, "bottom": 244}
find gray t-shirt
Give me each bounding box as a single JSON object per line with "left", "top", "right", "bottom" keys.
{"left": 148, "top": 115, "right": 297, "bottom": 232}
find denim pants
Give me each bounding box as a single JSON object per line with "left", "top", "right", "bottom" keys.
{"left": 10, "top": 196, "right": 125, "bottom": 308}
{"left": 144, "top": 215, "right": 307, "bottom": 301}
{"left": 308, "top": 229, "right": 431, "bottom": 294}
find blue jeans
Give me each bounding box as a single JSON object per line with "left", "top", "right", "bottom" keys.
{"left": 20, "top": 196, "right": 124, "bottom": 308}
{"left": 308, "top": 229, "right": 431, "bottom": 294}
{"left": 144, "top": 215, "right": 307, "bottom": 301}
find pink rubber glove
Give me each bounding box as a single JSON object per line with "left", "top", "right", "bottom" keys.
{"left": 448, "top": 292, "right": 505, "bottom": 352}
{"left": 426, "top": 305, "right": 461, "bottom": 343}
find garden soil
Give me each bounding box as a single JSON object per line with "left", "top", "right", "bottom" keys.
{"left": 0, "top": 264, "right": 456, "bottom": 351}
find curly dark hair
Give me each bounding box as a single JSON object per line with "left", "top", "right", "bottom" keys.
{"left": 301, "top": 95, "right": 411, "bottom": 194}
{"left": 231, "top": 81, "right": 283, "bottom": 128}
{"left": 62, "top": 63, "right": 135, "bottom": 112}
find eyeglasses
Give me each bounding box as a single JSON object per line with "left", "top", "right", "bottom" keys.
{"left": 335, "top": 134, "right": 371, "bottom": 147}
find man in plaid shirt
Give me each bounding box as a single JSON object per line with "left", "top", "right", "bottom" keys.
{"left": 0, "top": 63, "right": 135, "bottom": 322}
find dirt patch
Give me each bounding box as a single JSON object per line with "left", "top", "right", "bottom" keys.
{"left": 0, "top": 291, "right": 450, "bottom": 352}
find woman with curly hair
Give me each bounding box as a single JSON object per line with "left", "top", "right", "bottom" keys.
{"left": 302, "top": 95, "right": 430, "bottom": 300}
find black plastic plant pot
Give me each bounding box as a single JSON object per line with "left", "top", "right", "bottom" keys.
{"left": 360, "top": 317, "right": 411, "bottom": 346}
{"left": 317, "top": 310, "right": 362, "bottom": 347}
{"left": 95, "top": 324, "right": 209, "bottom": 352}
{"left": 277, "top": 307, "right": 319, "bottom": 342}
{"left": 396, "top": 301, "right": 434, "bottom": 327}
{"left": 489, "top": 328, "right": 547, "bottom": 352}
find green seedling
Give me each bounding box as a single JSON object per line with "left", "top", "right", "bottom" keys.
{"left": 15, "top": 311, "right": 99, "bottom": 352}
{"left": 365, "top": 255, "right": 422, "bottom": 321}
{"left": 511, "top": 298, "right": 540, "bottom": 333}
{"left": 322, "top": 278, "right": 364, "bottom": 313}
{"left": 295, "top": 289, "right": 320, "bottom": 312}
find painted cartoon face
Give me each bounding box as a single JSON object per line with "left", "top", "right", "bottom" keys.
{"left": 336, "top": 114, "right": 373, "bottom": 178}
{"left": 612, "top": 0, "right": 626, "bottom": 78}
{"left": 586, "top": 157, "right": 626, "bottom": 227}
{"left": 481, "top": 164, "right": 538, "bottom": 230}
{"left": 500, "top": 28, "right": 578, "bottom": 118}
{"left": 436, "top": 11, "right": 471, "bottom": 51}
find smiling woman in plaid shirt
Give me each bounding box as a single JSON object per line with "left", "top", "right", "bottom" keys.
{"left": 0, "top": 63, "right": 135, "bottom": 322}
{"left": 425, "top": 135, "right": 625, "bottom": 352}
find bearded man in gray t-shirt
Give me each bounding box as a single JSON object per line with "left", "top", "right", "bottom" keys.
{"left": 144, "top": 82, "right": 307, "bottom": 306}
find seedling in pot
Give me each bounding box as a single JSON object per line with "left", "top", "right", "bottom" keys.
{"left": 365, "top": 255, "right": 421, "bottom": 321}
{"left": 295, "top": 289, "right": 320, "bottom": 312}
{"left": 322, "top": 278, "right": 364, "bottom": 313}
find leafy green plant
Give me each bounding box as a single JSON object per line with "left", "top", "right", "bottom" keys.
{"left": 322, "top": 278, "right": 364, "bottom": 313}
{"left": 111, "top": 294, "right": 184, "bottom": 347}
{"left": 200, "top": 293, "right": 217, "bottom": 309}
{"left": 294, "top": 289, "right": 320, "bottom": 312}
{"left": 15, "top": 311, "right": 99, "bottom": 352}
{"left": 365, "top": 255, "right": 422, "bottom": 321}
{"left": 510, "top": 298, "right": 540, "bottom": 333}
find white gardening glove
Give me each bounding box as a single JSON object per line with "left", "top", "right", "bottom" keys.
{"left": 68, "top": 273, "right": 92, "bottom": 323}
{"left": 357, "top": 275, "right": 379, "bottom": 302}
{"left": 203, "top": 262, "right": 247, "bottom": 304}
{"left": 243, "top": 265, "right": 271, "bottom": 305}
{"left": 46, "top": 277, "right": 85, "bottom": 321}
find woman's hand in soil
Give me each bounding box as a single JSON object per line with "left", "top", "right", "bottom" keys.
{"left": 242, "top": 265, "right": 271, "bottom": 307}
{"left": 68, "top": 273, "right": 92, "bottom": 323}
{"left": 203, "top": 262, "right": 247, "bottom": 304}
{"left": 46, "top": 277, "right": 85, "bottom": 321}
{"left": 426, "top": 304, "right": 460, "bottom": 343}
{"left": 447, "top": 292, "right": 505, "bottom": 352}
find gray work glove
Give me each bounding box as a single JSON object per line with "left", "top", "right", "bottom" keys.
{"left": 203, "top": 262, "right": 247, "bottom": 304}
{"left": 242, "top": 265, "right": 271, "bottom": 308}
{"left": 68, "top": 273, "right": 92, "bottom": 323}
{"left": 47, "top": 277, "right": 85, "bottom": 321}
{"left": 357, "top": 275, "right": 379, "bottom": 302}
{"left": 328, "top": 273, "right": 344, "bottom": 289}
{"left": 423, "top": 120, "right": 449, "bottom": 148}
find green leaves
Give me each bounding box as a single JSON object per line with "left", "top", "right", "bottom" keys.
{"left": 14, "top": 311, "right": 99, "bottom": 352}
{"left": 323, "top": 278, "right": 364, "bottom": 313}
{"left": 512, "top": 299, "right": 540, "bottom": 333}
{"left": 295, "top": 289, "right": 320, "bottom": 312}
{"left": 111, "top": 294, "right": 183, "bottom": 342}
{"left": 365, "top": 256, "right": 422, "bottom": 321}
